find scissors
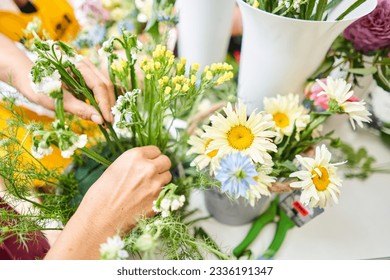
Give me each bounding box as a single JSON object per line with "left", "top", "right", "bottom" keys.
{"left": 233, "top": 191, "right": 324, "bottom": 259}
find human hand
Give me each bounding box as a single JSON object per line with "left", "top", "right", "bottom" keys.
{"left": 81, "top": 146, "right": 172, "bottom": 232}
{"left": 32, "top": 58, "right": 115, "bottom": 124}
{"left": 0, "top": 34, "right": 114, "bottom": 124}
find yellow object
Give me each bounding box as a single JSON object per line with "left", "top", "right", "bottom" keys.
{"left": 0, "top": 0, "right": 79, "bottom": 42}
{"left": 0, "top": 103, "right": 99, "bottom": 187}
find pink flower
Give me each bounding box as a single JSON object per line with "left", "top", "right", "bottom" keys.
{"left": 304, "top": 78, "right": 360, "bottom": 110}
{"left": 343, "top": 0, "right": 390, "bottom": 53}
{"left": 305, "top": 79, "right": 330, "bottom": 110}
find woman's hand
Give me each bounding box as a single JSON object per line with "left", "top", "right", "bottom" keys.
{"left": 45, "top": 146, "right": 172, "bottom": 259}
{"left": 0, "top": 33, "right": 114, "bottom": 124}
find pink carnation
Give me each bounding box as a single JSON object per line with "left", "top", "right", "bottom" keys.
{"left": 343, "top": 0, "right": 390, "bottom": 53}
{"left": 304, "top": 78, "right": 359, "bottom": 110}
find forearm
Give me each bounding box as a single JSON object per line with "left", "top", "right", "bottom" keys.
{"left": 0, "top": 33, "right": 37, "bottom": 101}
{"left": 44, "top": 191, "right": 117, "bottom": 260}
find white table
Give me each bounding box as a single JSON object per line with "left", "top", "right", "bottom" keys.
{"left": 189, "top": 116, "right": 390, "bottom": 260}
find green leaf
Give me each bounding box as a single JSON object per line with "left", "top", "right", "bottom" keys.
{"left": 346, "top": 66, "right": 377, "bottom": 75}
{"left": 336, "top": 0, "right": 367, "bottom": 21}
{"left": 306, "top": 0, "right": 317, "bottom": 19}
{"left": 314, "top": 0, "right": 328, "bottom": 21}
{"left": 309, "top": 56, "right": 335, "bottom": 80}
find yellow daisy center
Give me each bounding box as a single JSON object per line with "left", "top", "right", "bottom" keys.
{"left": 227, "top": 125, "right": 254, "bottom": 151}
{"left": 311, "top": 167, "right": 330, "bottom": 191}
{"left": 205, "top": 139, "right": 218, "bottom": 158}
{"left": 273, "top": 112, "right": 290, "bottom": 128}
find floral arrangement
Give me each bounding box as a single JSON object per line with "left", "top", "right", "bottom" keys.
{"left": 244, "top": 0, "right": 368, "bottom": 20}
{"left": 309, "top": 0, "right": 390, "bottom": 144}
{"left": 188, "top": 77, "right": 371, "bottom": 209}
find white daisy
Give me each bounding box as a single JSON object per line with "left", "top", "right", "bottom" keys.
{"left": 203, "top": 101, "right": 278, "bottom": 165}
{"left": 246, "top": 165, "right": 274, "bottom": 206}
{"left": 289, "top": 144, "right": 344, "bottom": 208}
{"left": 317, "top": 77, "right": 371, "bottom": 129}
{"left": 264, "top": 93, "right": 310, "bottom": 143}
{"left": 187, "top": 128, "right": 220, "bottom": 174}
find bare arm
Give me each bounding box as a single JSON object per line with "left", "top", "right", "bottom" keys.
{"left": 0, "top": 33, "right": 114, "bottom": 124}
{"left": 44, "top": 146, "right": 172, "bottom": 259}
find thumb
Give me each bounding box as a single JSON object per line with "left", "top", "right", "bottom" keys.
{"left": 63, "top": 93, "right": 104, "bottom": 124}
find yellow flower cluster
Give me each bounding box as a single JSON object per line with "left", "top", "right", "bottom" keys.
{"left": 140, "top": 45, "right": 175, "bottom": 79}
{"left": 203, "top": 63, "right": 234, "bottom": 85}
{"left": 158, "top": 75, "right": 193, "bottom": 95}
{"left": 110, "top": 59, "right": 127, "bottom": 73}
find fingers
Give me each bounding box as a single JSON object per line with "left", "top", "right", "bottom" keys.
{"left": 153, "top": 154, "right": 172, "bottom": 174}
{"left": 158, "top": 171, "right": 172, "bottom": 185}
{"left": 82, "top": 59, "right": 116, "bottom": 107}
{"left": 63, "top": 91, "right": 103, "bottom": 124}
{"left": 76, "top": 59, "right": 114, "bottom": 123}
{"left": 134, "top": 146, "right": 162, "bottom": 159}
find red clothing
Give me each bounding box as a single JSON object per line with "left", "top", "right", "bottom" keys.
{"left": 0, "top": 198, "right": 50, "bottom": 260}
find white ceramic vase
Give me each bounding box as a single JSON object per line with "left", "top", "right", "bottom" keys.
{"left": 236, "top": 0, "right": 378, "bottom": 113}
{"left": 176, "top": 0, "right": 236, "bottom": 69}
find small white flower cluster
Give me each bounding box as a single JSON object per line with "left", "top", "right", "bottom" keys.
{"left": 100, "top": 235, "right": 129, "bottom": 260}
{"left": 111, "top": 90, "right": 138, "bottom": 138}
{"left": 60, "top": 134, "right": 88, "bottom": 158}
{"left": 98, "top": 38, "right": 113, "bottom": 57}
{"left": 30, "top": 70, "right": 62, "bottom": 98}
{"left": 31, "top": 123, "right": 88, "bottom": 159}
{"left": 153, "top": 194, "right": 185, "bottom": 218}
{"left": 278, "top": 0, "right": 302, "bottom": 11}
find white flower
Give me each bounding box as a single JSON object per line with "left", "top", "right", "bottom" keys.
{"left": 160, "top": 198, "right": 171, "bottom": 211}
{"left": 135, "top": 233, "right": 156, "bottom": 252}
{"left": 203, "top": 101, "right": 278, "bottom": 165}
{"left": 31, "top": 145, "right": 53, "bottom": 159}
{"left": 246, "top": 166, "right": 274, "bottom": 206}
{"left": 98, "top": 39, "right": 112, "bottom": 56}
{"left": 135, "top": 0, "right": 153, "bottom": 23}
{"left": 289, "top": 145, "right": 345, "bottom": 208}
{"left": 264, "top": 93, "right": 310, "bottom": 143}
{"left": 31, "top": 70, "right": 62, "bottom": 97}
{"left": 100, "top": 235, "right": 129, "bottom": 260}
{"left": 25, "top": 17, "right": 41, "bottom": 33}
{"left": 317, "top": 77, "right": 371, "bottom": 129}
{"left": 111, "top": 91, "right": 135, "bottom": 139}
{"left": 187, "top": 129, "right": 220, "bottom": 174}
{"left": 60, "top": 134, "right": 88, "bottom": 158}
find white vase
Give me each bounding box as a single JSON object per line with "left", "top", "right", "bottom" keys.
{"left": 176, "top": 0, "right": 236, "bottom": 69}
{"left": 236, "top": 0, "right": 378, "bottom": 113}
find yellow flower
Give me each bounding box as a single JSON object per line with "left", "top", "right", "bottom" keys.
{"left": 176, "top": 63, "right": 184, "bottom": 72}
{"left": 253, "top": 0, "right": 260, "bottom": 8}
{"left": 164, "top": 87, "right": 172, "bottom": 94}
{"left": 205, "top": 71, "right": 213, "bottom": 81}
{"left": 191, "top": 63, "right": 200, "bottom": 71}
{"left": 111, "top": 59, "right": 127, "bottom": 72}
{"left": 175, "top": 84, "right": 181, "bottom": 91}
{"left": 190, "top": 75, "right": 197, "bottom": 85}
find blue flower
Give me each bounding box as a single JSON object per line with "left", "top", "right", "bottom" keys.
{"left": 215, "top": 153, "right": 258, "bottom": 198}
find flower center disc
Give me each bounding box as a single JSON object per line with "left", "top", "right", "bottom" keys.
{"left": 312, "top": 167, "right": 330, "bottom": 191}
{"left": 227, "top": 125, "right": 254, "bottom": 151}
{"left": 205, "top": 139, "right": 218, "bottom": 158}
{"left": 273, "top": 112, "right": 290, "bottom": 128}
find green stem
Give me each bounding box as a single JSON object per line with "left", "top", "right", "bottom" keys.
{"left": 79, "top": 147, "right": 112, "bottom": 167}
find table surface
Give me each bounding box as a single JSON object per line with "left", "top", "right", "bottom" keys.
{"left": 188, "top": 116, "right": 390, "bottom": 260}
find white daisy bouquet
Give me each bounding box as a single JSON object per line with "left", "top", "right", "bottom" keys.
{"left": 188, "top": 76, "right": 371, "bottom": 209}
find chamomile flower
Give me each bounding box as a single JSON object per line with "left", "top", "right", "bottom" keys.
{"left": 203, "top": 101, "right": 277, "bottom": 165}
{"left": 317, "top": 77, "right": 371, "bottom": 129}
{"left": 246, "top": 166, "right": 274, "bottom": 206}
{"left": 215, "top": 153, "right": 258, "bottom": 199}
{"left": 264, "top": 93, "right": 310, "bottom": 143}
{"left": 100, "top": 235, "right": 129, "bottom": 260}
{"left": 289, "top": 145, "right": 344, "bottom": 208}
{"left": 187, "top": 129, "right": 220, "bottom": 174}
